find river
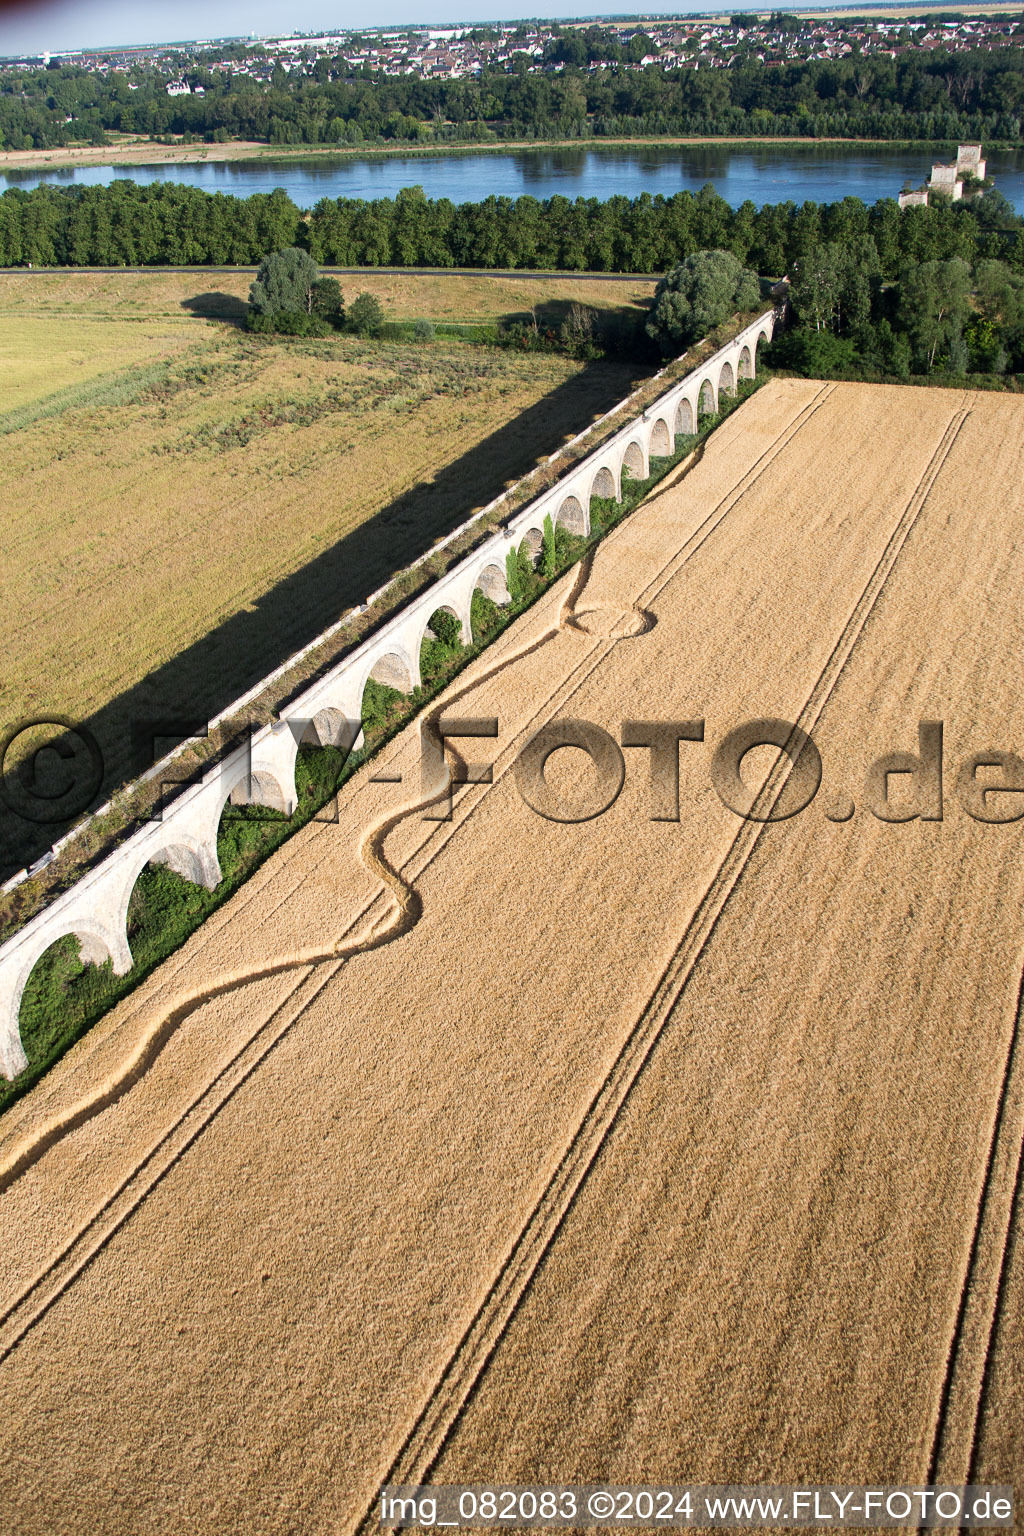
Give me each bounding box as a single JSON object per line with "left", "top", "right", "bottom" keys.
{"left": 5, "top": 142, "right": 1024, "bottom": 211}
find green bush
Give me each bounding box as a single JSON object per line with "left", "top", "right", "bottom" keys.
{"left": 311, "top": 276, "right": 344, "bottom": 325}
{"left": 513, "top": 541, "right": 543, "bottom": 606}
{"left": 349, "top": 292, "right": 385, "bottom": 337}
{"left": 429, "top": 608, "right": 462, "bottom": 648}
{"left": 414, "top": 318, "right": 436, "bottom": 341}
{"left": 360, "top": 677, "right": 406, "bottom": 740}
{"left": 764, "top": 329, "right": 861, "bottom": 378}
{"left": 471, "top": 588, "right": 503, "bottom": 645}
{"left": 245, "top": 308, "right": 332, "bottom": 337}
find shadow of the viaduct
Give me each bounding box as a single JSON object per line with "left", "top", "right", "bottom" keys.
{"left": 0, "top": 355, "right": 640, "bottom": 878}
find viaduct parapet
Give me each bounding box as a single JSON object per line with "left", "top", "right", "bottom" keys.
{"left": 0, "top": 310, "right": 776, "bottom": 1078}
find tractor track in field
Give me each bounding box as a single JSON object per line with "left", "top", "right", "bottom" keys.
{"left": 356, "top": 397, "right": 973, "bottom": 1528}
{"left": 0, "top": 380, "right": 832, "bottom": 1374}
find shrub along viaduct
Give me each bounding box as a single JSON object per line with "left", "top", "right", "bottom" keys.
{"left": 0, "top": 311, "right": 775, "bottom": 1078}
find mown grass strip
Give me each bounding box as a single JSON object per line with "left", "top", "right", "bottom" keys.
{"left": 0, "top": 347, "right": 251, "bottom": 436}
{"left": 0, "top": 359, "right": 178, "bottom": 435}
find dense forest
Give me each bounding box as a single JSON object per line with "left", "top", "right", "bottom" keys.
{"left": 4, "top": 45, "right": 1024, "bottom": 149}
{"left": 2, "top": 178, "right": 1021, "bottom": 275}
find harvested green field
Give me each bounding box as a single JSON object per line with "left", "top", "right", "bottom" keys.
{"left": 0, "top": 270, "right": 644, "bottom": 878}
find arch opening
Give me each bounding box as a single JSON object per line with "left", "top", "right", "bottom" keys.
{"left": 294, "top": 710, "right": 363, "bottom": 813}
{"left": 555, "top": 494, "right": 588, "bottom": 536}
{"left": 361, "top": 649, "right": 417, "bottom": 744}
{"left": 360, "top": 674, "right": 408, "bottom": 743}
{"left": 520, "top": 527, "right": 544, "bottom": 567}
{"left": 15, "top": 929, "right": 124, "bottom": 1078}
{"left": 424, "top": 605, "right": 463, "bottom": 647}
{"left": 227, "top": 769, "right": 289, "bottom": 814}
{"left": 212, "top": 766, "right": 294, "bottom": 902}
{"left": 698, "top": 378, "right": 716, "bottom": 419}
{"left": 719, "top": 360, "right": 736, "bottom": 398}
{"left": 368, "top": 649, "right": 416, "bottom": 695}
{"left": 649, "top": 418, "right": 672, "bottom": 458}
{"left": 475, "top": 563, "right": 510, "bottom": 606}
{"left": 120, "top": 838, "right": 222, "bottom": 984}
{"left": 472, "top": 563, "right": 511, "bottom": 646}
{"left": 300, "top": 707, "right": 360, "bottom": 751}
{"left": 590, "top": 465, "right": 617, "bottom": 505}
{"left": 621, "top": 440, "right": 645, "bottom": 482}
{"left": 738, "top": 345, "right": 753, "bottom": 380}
{"left": 149, "top": 842, "right": 217, "bottom": 889}
{"left": 675, "top": 397, "right": 694, "bottom": 437}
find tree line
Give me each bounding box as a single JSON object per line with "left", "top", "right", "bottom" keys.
{"left": 2, "top": 178, "right": 1022, "bottom": 276}
{"left": 636, "top": 235, "right": 1024, "bottom": 380}
{"left": 777, "top": 242, "right": 1024, "bottom": 379}
{"left": 4, "top": 45, "right": 1024, "bottom": 150}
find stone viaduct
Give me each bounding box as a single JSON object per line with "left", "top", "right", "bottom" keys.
{"left": 0, "top": 311, "right": 775, "bottom": 1078}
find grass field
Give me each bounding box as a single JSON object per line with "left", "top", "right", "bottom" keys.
{"left": 0, "top": 267, "right": 656, "bottom": 329}
{"left": 0, "top": 270, "right": 647, "bottom": 877}
{"left": 0, "top": 311, "right": 193, "bottom": 414}
{"left": 0, "top": 380, "right": 1020, "bottom": 1530}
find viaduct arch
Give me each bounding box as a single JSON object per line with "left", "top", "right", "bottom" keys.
{"left": 0, "top": 311, "right": 776, "bottom": 1074}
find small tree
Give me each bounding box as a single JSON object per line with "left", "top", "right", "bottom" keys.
{"left": 559, "top": 302, "right": 597, "bottom": 357}
{"left": 897, "top": 257, "right": 972, "bottom": 371}
{"left": 505, "top": 547, "right": 522, "bottom": 605}
{"left": 542, "top": 512, "right": 557, "bottom": 578}
{"left": 646, "top": 250, "right": 760, "bottom": 355}
{"left": 349, "top": 292, "right": 384, "bottom": 337}
{"left": 946, "top": 321, "right": 969, "bottom": 376}
{"left": 249, "top": 247, "right": 320, "bottom": 317}
{"left": 311, "top": 276, "right": 344, "bottom": 326}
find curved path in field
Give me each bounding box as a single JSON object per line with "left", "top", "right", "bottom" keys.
{"left": 0, "top": 552, "right": 609, "bottom": 1203}
{"left": 2, "top": 380, "right": 1022, "bottom": 1536}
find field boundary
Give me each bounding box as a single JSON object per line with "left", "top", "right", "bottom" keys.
{"left": 0, "top": 265, "right": 659, "bottom": 280}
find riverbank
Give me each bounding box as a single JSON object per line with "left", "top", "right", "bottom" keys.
{"left": 0, "top": 132, "right": 985, "bottom": 176}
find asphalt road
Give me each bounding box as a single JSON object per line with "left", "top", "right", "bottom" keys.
{"left": 0, "top": 264, "right": 659, "bottom": 281}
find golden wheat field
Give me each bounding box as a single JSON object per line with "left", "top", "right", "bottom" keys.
{"left": 0, "top": 379, "right": 1021, "bottom": 1533}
